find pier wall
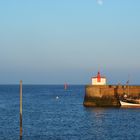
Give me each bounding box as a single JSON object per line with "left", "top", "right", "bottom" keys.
{"left": 83, "top": 85, "right": 140, "bottom": 107}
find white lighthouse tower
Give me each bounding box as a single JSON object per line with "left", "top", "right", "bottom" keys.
{"left": 91, "top": 71, "right": 106, "bottom": 85}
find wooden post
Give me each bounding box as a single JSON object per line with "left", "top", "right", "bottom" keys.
{"left": 20, "top": 80, "right": 22, "bottom": 139}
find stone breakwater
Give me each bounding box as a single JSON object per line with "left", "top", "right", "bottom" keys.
{"left": 83, "top": 85, "right": 140, "bottom": 107}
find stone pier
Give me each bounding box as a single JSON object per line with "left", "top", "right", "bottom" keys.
{"left": 83, "top": 85, "right": 140, "bottom": 107}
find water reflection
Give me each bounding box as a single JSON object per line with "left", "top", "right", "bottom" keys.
{"left": 20, "top": 136, "right": 22, "bottom": 140}
{"left": 84, "top": 107, "right": 107, "bottom": 118}
{"left": 83, "top": 107, "right": 122, "bottom": 140}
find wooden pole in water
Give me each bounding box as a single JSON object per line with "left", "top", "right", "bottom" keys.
{"left": 20, "top": 80, "right": 22, "bottom": 139}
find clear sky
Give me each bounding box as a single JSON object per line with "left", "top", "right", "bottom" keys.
{"left": 0, "top": 0, "right": 140, "bottom": 84}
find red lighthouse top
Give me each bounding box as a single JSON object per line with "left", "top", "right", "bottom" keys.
{"left": 91, "top": 71, "right": 106, "bottom": 85}
{"left": 97, "top": 71, "right": 101, "bottom": 82}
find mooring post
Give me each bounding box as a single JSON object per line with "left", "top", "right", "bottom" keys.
{"left": 20, "top": 80, "right": 22, "bottom": 139}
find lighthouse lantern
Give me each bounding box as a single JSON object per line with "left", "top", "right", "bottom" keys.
{"left": 91, "top": 71, "right": 106, "bottom": 85}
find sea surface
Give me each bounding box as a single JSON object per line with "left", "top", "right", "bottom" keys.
{"left": 0, "top": 85, "right": 140, "bottom": 140}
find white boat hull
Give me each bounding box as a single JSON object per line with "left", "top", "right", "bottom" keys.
{"left": 120, "top": 101, "right": 140, "bottom": 108}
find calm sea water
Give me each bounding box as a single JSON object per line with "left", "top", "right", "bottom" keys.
{"left": 0, "top": 85, "right": 140, "bottom": 140}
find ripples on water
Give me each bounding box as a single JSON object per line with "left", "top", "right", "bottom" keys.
{"left": 0, "top": 85, "right": 140, "bottom": 140}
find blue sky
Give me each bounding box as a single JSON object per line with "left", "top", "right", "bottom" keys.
{"left": 0, "top": 0, "right": 140, "bottom": 84}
